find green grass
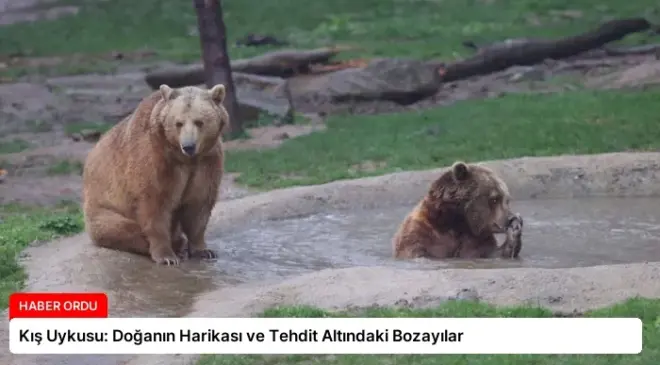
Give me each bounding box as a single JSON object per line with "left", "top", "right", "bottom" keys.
{"left": 0, "top": 202, "right": 84, "bottom": 308}
{"left": 0, "top": 139, "right": 30, "bottom": 155}
{"left": 47, "top": 160, "right": 84, "bottom": 176}
{"left": 199, "top": 297, "right": 659, "bottom": 365}
{"left": 225, "top": 88, "right": 660, "bottom": 190}
{"left": 0, "top": 0, "right": 657, "bottom": 69}
{"left": 64, "top": 121, "right": 113, "bottom": 136}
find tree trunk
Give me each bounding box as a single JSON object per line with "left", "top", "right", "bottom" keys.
{"left": 193, "top": 0, "right": 243, "bottom": 137}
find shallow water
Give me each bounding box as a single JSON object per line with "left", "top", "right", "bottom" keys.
{"left": 11, "top": 197, "right": 660, "bottom": 365}
{"left": 207, "top": 197, "right": 660, "bottom": 281}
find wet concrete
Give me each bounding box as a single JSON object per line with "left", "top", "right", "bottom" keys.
{"left": 4, "top": 152, "right": 660, "bottom": 365}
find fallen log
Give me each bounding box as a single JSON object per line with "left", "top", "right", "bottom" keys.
{"left": 144, "top": 46, "right": 354, "bottom": 89}
{"left": 440, "top": 18, "right": 651, "bottom": 82}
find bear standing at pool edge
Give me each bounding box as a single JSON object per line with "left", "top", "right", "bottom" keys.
{"left": 82, "top": 84, "right": 229, "bottom": 265}
{"left": 392, "top": 161, "right": 523, "bottom": 259}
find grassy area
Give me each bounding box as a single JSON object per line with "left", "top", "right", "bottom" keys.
{"left": 64, "top": 121, "right": 114, "bottom": 136}
{"left": 199, "top": 297, "right": 659, "bottom": 365}
{"left": 225, "top": 88, "right": 660, "bottom": 190}
{"left": 0, "top": 139, "right": 30, "bottom": 155}
{"left": 0, "top": 0, "right": 657, "bottom": 69}
{"left": 0, "top": 202, "right": 84, "bottom": 308}
{"left": 47, "top": 160, "right": 84, "bottom": 176}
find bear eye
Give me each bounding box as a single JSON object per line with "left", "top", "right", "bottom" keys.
{"left": 175, "top": 122, "right": 183, "bottom": 128}
{"left": 194, "top": 120, "right": 204, "bottom": 128}
{"left": 489, "top": 197, "right": 500, "bottom": 205}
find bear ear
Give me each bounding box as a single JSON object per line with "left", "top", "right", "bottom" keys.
{"left": 451, "top": 161, "right": 470, "bottom": 181}
{"left": 209, "top": 84, "right": 226, "bottom": 105}
{"left": 159, "top": 84, "right": 177, "bottom": 100}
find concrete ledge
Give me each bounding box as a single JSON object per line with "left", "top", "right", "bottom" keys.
{"left": 208, "top": 152, "right": 660, "bottom": 232}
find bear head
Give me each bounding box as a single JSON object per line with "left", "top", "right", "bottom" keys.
{"left": 425, "top": 161, "right": 514, "bottom": 237}
{"left": 157, "top": 84, "right": 229, "bottom": 158}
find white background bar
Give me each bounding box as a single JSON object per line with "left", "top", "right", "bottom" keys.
{"left": 9, "top": 317, "right": 642, "bottom": 355}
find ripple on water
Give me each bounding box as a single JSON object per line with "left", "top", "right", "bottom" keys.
{"left": 207, "top": 197, "right": 660, "bottom": 282}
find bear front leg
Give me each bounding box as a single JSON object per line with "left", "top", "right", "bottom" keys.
{"left": 499, "top": 213, "right": 523, "bottom": 259}
{"left": 179, "top": 203, "right": 218, "bottom": 260}
{"left": 170, "top": 221, "right": 189, "bottom": 260}
{"left": 137, "top": 205, "right": 180, "bottom": 265}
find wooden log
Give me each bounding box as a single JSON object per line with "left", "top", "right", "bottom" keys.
{"left": 440, "top": 18, "right": 651, "bottom": 82}
{"left": 144, "top": 46, "right": 352, "bottom": 90}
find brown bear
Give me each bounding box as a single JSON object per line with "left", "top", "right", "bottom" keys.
{"left": 392, "top": 161, "right": 523, "bottom": 259}
{"left": 82, "top": 83, "right": 229, "bottom": 265}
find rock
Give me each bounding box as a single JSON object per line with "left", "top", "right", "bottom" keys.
{"left": 236, "top": 104, "right": 261, "bottom": 125}
{"left": 586, "top": 60, "right": 660, "bottom": 89}
{"left": 453, "top": 288, "right": 480, "bottom": 302}
{"left": 237, "top": 88, "right": 292, "bottom": 120}
{"left": 292, "top": 58, "right": 442, "bottom": 105}
{"left": 80, "top": 129, "right": 102, "bottom": 143}
{"left": 547, "top": 295, "right": 563, "bottom": 304}
{"left": 272, "top": 132, "right": 290, "bottom": 140}
{"left": 508, "top": 66, "right": 546, "bottom": 82}
{"left": 46, "top": 73, "right": 151, "bottom": 123}
{"left": 70, "top": 133, "right": 82, "bottom": 142}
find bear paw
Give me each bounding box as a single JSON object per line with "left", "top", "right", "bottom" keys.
{"left": 507, "top": 213, "right": 523, "bottom": 237}
{"left": 175, "top": 249, "right": 189, "bottom": 260}
{"left": 191, "top": 248, "right": 218, "bottom": 260}
{"left": 151, "top": 251, "right": 181, "bottom": 266}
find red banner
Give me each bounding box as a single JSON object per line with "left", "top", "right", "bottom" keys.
{"left": 8, "top": 292, "right": 108, "bottom": 320}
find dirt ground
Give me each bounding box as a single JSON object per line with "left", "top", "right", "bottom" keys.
{"left": 2, "top": 51, "right": 658, "bottom": 206}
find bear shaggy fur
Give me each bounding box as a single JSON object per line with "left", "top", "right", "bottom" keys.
{"left": 82, "top": 84, "right": 229, "bottom": 265}
{"left": 392, "top": 161, "right": 523, "bottom": 259}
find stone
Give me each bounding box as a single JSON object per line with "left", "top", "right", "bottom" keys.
{"left": 293, "top": 58, "right": 442, "bottom": 105}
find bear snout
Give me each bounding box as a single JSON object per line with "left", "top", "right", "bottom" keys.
{"left": 491, "top": 222, "right": 507, "bottom": 233}
{"left": 181, "top": 143, "right": 196, "bottom": 156}
{"left": 492, "top": 213, "right": 511, "bottom": 233}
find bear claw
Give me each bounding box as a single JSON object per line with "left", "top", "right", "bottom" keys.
{"left": 154, "top": 256, "right": 180, "bottom": 266}
{"left": 191, "top": 249, "right": 218, "bottom": 260}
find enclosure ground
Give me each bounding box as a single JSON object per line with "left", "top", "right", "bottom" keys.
{"left": 198, "top": 298, "right": 659, "bottom": 365}
{"left": 225, "top": 88, "right": 660, "bottom": 189}
{"left": 1, "top": 0, "right": 660, "bottom": 205}
{"left": 1, "top": 2, "right": 660, "bottom": 365}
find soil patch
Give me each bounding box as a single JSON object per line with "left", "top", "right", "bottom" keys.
{"left": 1, "top": 52, "right": 658, "bottom": 204}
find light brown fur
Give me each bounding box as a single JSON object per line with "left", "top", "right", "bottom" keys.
{"left": 392, "top": 161, "right": 523, "bottom": 260}
{"left": 82, "top": 84, "right": 229, "bottom": 265}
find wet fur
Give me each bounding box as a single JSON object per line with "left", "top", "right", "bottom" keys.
{"left": 82, "top": 84, "right": 229, "bottom": 265}
{"left": 392, "top": 162, "right": 523, "bottom": 259}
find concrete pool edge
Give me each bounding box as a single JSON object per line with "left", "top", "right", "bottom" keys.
{"left": 207, "top": 152, "right": 660, "bottom": 232}
{"left": 124, "top": 152, "right": 660, "bottom": 365}
{"left": 4, "top": 152, "right": 660, "bottom": 365}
